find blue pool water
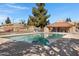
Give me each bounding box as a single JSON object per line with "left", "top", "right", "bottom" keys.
{"left": 6, "top": 33, "right": 63, "bottom": 45}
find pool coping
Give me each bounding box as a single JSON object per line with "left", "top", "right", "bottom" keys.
{"left": 0, "top": 32, "right": 79, "bottom": 39}
{"left": 0, "top": 32, "right": 67, "bottom": 38}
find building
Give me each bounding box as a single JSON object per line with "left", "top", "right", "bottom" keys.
{"left": 2, "top": 24, "right": 13, "bottom": 32}
{"left": 75, "top": 22, "right": 79, "bottom": 32}
{"left": 0, "top": 23, "right": 27, "bottom": 32}
{"left": 47, "top": 21, "right": 76, "bottom": 33}
{"left": 13, "top": 23, "right": 26, "bottom": 32}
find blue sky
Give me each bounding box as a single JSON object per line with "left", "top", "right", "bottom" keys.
{"left": 0, "top": 3, "right": 79, "bottom": 25}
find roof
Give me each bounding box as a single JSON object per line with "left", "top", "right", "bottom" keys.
{"left": 47, "top": 22, "right": 74, "bottom": 28}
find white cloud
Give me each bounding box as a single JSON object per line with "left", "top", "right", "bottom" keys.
{"left": 0, "top": 9, "right": 13, "bottom": 14}
{"left": 0, "top": 4, "right": 29, "bottom": 25}
{"left": 0, "top": 4, "right": 29, "bottom": 15}
{"left": 6, "top": 4, "right": 29, "bottom": 10}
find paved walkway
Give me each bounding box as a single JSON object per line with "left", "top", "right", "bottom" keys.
{"left": 63, "top": 33, "right": 79, "bottom": 39}
{"left": 0, "top": 38, "right": 9, "bottom": 44}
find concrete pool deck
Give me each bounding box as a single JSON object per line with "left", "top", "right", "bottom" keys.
{"left": 63, "top": 33, "right": 79, "bottom": 39}
{"left": 0, "top": 38, "right": 9, "bottom": 44}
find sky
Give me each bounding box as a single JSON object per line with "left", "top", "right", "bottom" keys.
{"left": 0, "top": 3, "right": 79, "bottom": 25}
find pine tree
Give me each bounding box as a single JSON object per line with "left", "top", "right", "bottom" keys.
{"left": 66, "top": 18, "right": 72, "bottom": 22}
{"left": 27, "top": 16, "right": 36, "bottom": 26}
{"left": 20, "top": 19, "right": 27, "bottom": 27}
{"left": 27, "top": 3, "right": 50, "bottom": 30}
{"left": 5, "top": 17, "right": 11, "bottom": 24}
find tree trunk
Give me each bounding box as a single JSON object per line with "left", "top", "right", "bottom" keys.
{"left": 41, "top": 26, "right": 44, "bottom": 32}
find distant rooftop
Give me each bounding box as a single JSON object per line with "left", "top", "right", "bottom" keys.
{"left": 47, "top": 20, "right": 74, "bottom": 28}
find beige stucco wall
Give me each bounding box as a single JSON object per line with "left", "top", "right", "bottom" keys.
{"left": 69, "top": 26, "right": 76, "bottom": 33}
{"left": 27, "top": 26, "right": 35, "bottom": 32}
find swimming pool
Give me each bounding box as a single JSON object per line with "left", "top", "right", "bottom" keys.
{"left": 5, "top": 33, "right": 63, "bottom": 45}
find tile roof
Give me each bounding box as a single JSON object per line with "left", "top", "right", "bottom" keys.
{"left": 48, "top": 22, "right": 74, "bottom": 27}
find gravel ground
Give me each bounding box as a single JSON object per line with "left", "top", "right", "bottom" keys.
{"left": 0, "top": 38, "right": 79, "bottom": 56}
